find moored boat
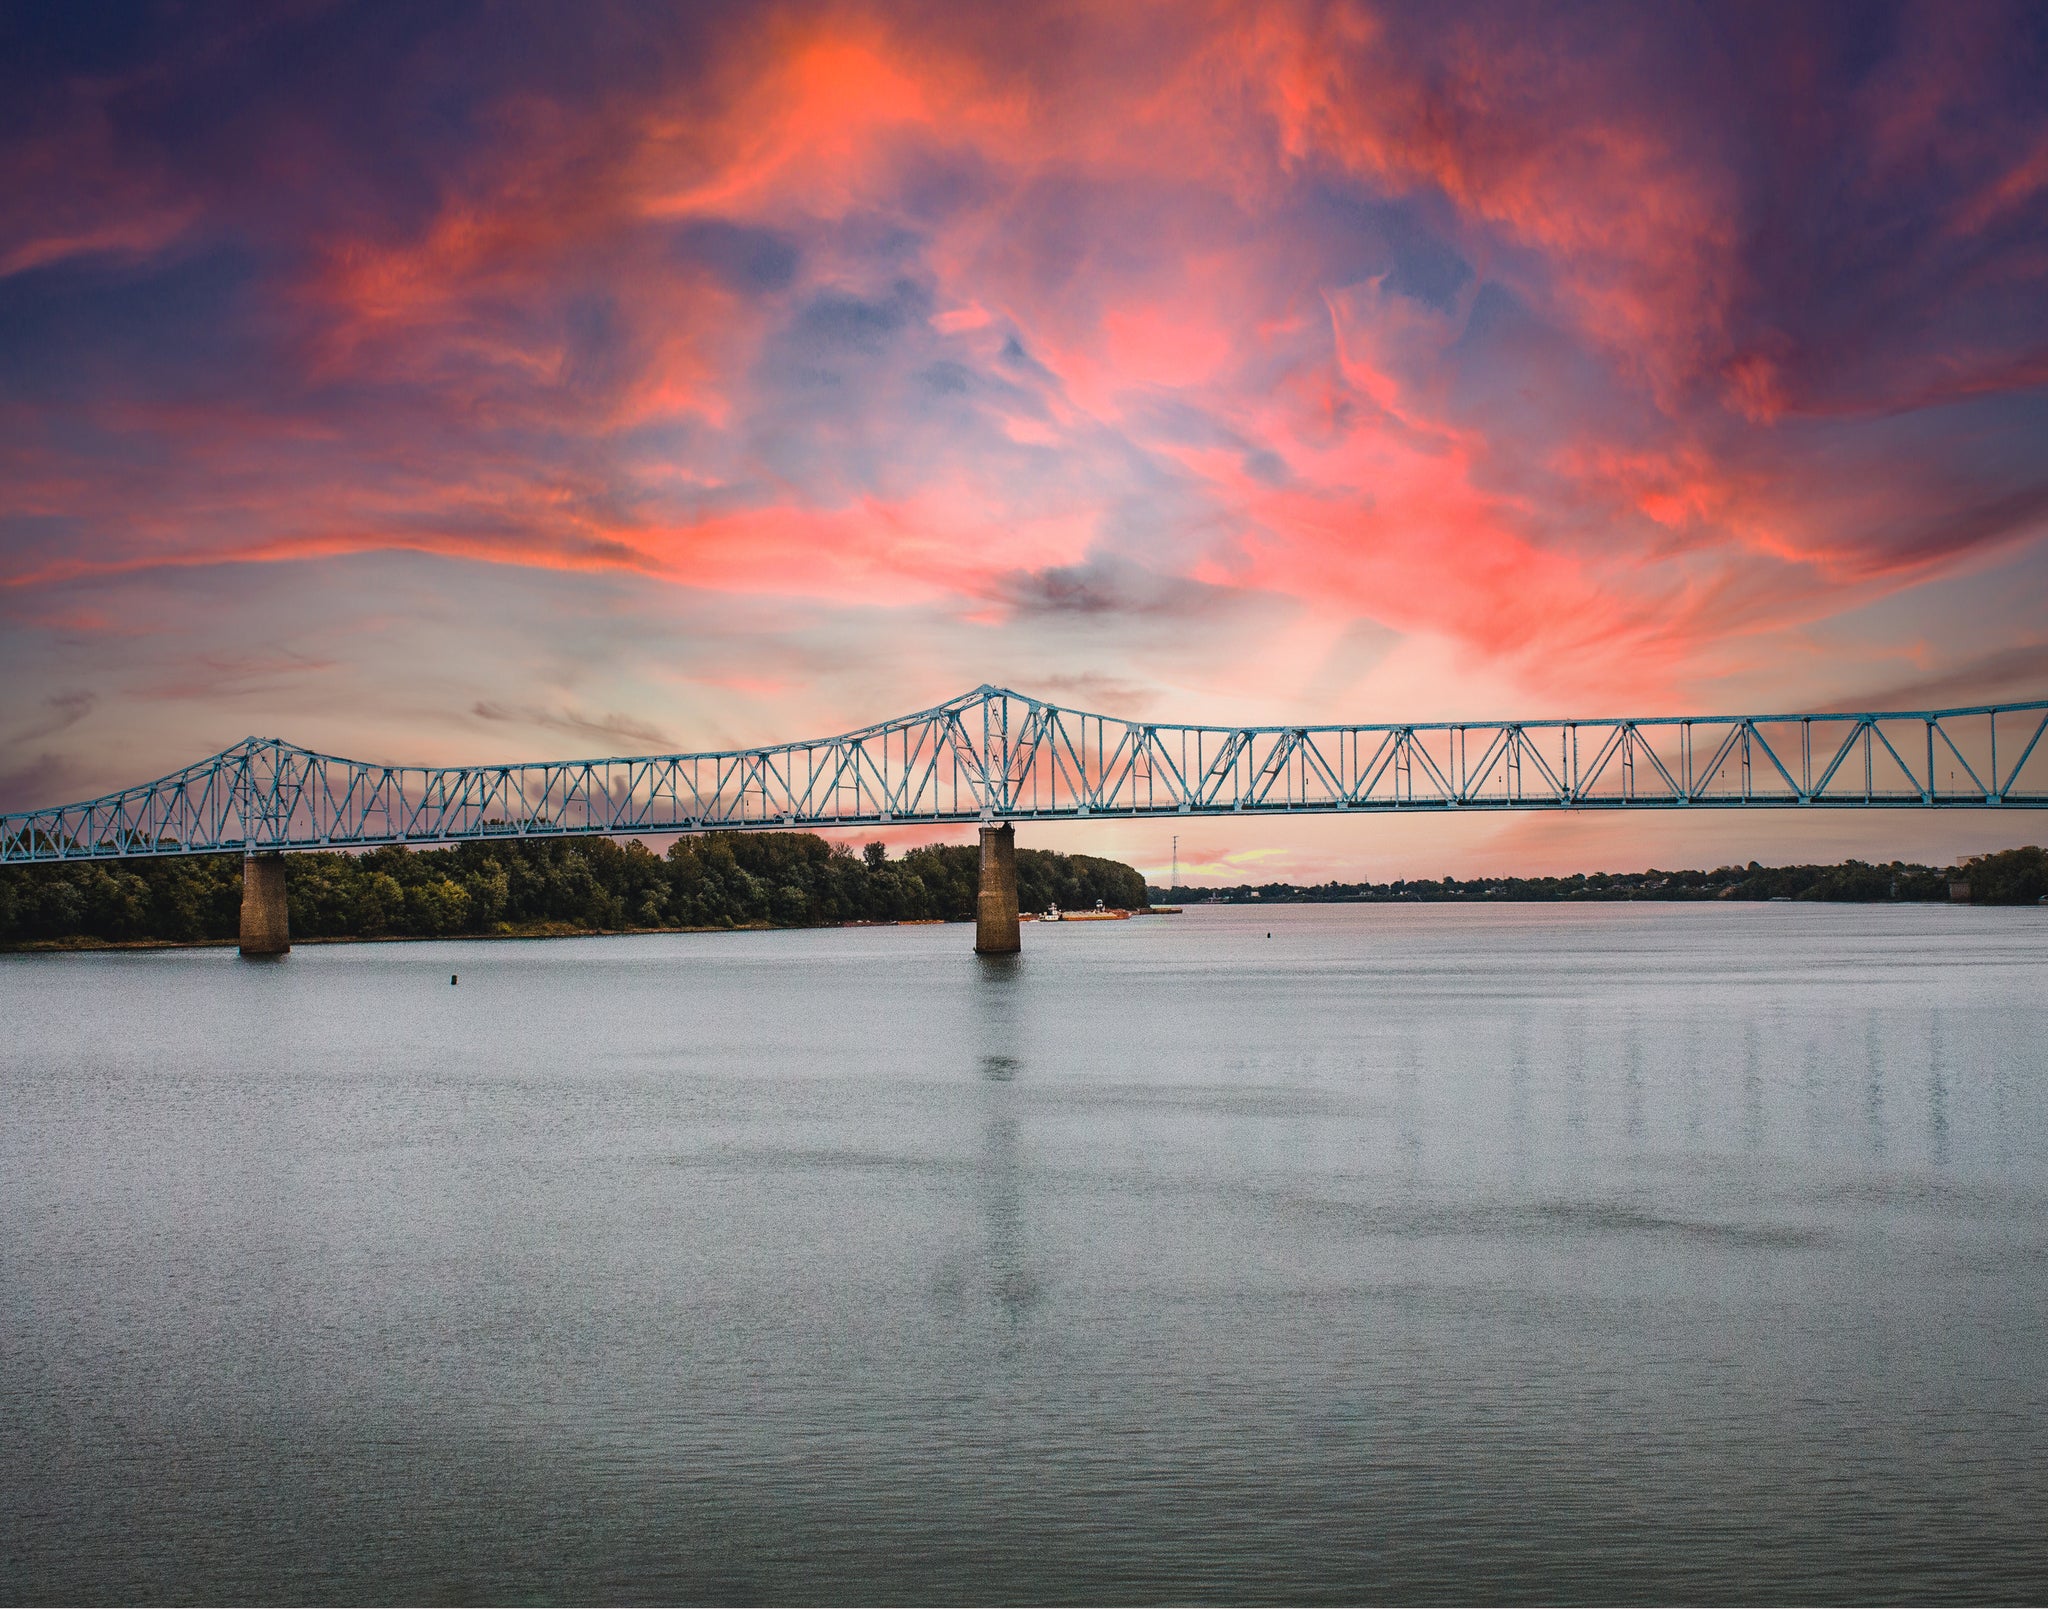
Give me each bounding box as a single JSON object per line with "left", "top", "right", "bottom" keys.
{"left": 1043, "top": 900, "right": 1132, "bottom": 922}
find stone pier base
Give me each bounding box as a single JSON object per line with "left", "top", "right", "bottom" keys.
{"left": 239, "top": 853, "right": 290, "bottom": 957}
{"left": 975, "top": 824, "right": 1020, "bottom": 955}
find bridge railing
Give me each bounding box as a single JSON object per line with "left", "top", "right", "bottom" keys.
{"left": 4, "top": 687, "right": 2045, "bottom": 862}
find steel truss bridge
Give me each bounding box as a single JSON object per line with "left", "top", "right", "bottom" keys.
{"left": 3, "top": 686, "right": 2045, "bottom": 864}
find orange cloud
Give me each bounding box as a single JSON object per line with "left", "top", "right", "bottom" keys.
{"left": 3, "top": 0, "right": 2045, "bottom": 800}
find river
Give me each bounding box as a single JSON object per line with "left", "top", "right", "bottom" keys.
{"left": 4, "top": 902, "right": 2046, "bottom": 1603}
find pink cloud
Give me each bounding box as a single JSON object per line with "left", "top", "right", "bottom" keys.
{"left": 2, "top": 0, "right": 2045, "bottom": 840}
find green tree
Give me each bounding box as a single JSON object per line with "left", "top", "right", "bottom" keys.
{"left": 1963, "top": 845, "right": 2047, "bottom": 904}
{"left": 407, "top": 877, "right": 471, "bottom": 935}
{"left": 354, "top": 872, "right": 406, "bottom": 934}
{"left": 462, "top": 863, "right": 511, "bottom": 926}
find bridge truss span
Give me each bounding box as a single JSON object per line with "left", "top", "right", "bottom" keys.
{"left": 3, "top": 686, "right": 2046, "bottom": 863}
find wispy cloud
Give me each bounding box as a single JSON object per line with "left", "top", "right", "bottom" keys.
{"left": 471, "top": 702, "right": 676, "bottom": 753}
{"left": 9, "top": 689, "right": 95, "bottom": 744}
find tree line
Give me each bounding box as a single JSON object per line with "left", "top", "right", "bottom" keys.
{"left": 1156, "top": 846, "right": 2048, "bottom": 907}
{"left": 0, "top": 833, "right": 1151, "bottom": 947}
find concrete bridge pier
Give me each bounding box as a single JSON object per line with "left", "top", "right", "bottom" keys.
{"left": 239, "top": 852, "right": 290, "bottom": 957}
{"left": 975, "top": 824, "right": 1020, "bottom": 955}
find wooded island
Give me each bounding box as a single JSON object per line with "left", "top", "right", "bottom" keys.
{"left": 0, "top": 834, "right": 1150, "bottom": 949}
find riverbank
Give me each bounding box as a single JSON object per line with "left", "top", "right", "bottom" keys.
{"left": 2, "top": 914, "right": 978, "bottom": 954}
{"left": 0, "top": 833, "right": 1148, "bottom": 950}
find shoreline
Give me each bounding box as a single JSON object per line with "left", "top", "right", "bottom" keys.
{"left": 1, "top": 916, "right": 975, "bottom": 955}
{"left": 8, "top": 899, "right": 2036, "bottom": 955}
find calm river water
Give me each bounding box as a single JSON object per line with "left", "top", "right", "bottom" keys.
{"left": 4, "top": 903, "right": 2047, "bottom": 1603}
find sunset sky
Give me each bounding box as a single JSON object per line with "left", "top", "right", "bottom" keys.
{"left": 4, "top": 1, "right": 2046, "bottom": 882}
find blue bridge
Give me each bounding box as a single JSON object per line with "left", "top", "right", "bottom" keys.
{"left": 4, "top": 684, "right": 2043, "bottom": 954}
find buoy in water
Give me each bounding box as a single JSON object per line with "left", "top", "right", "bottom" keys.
{"left": 451, "top": 974, "right": 458, "bottom": 985}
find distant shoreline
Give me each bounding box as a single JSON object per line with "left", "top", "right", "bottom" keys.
{"left": 1154, "top": 847, "right": 2046, "bottom": 909}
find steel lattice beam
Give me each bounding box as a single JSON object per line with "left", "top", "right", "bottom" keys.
{"left": 4, "top": 686, "right": 2046, "bottom": 863}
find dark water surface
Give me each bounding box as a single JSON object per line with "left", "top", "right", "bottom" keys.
{"left": 5, "top": 903, "right": 2047, "bottom": 1604}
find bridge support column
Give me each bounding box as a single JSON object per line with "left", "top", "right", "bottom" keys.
{"left": 239, "top": 852, "right": 289, "bottom": 957}
{"left": 975, "top": 824, "right": 1020, "bottom": 955}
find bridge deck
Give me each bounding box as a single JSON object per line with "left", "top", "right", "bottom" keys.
{"left": 5, "top": 686, "right": 2045, "bottom": 863}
